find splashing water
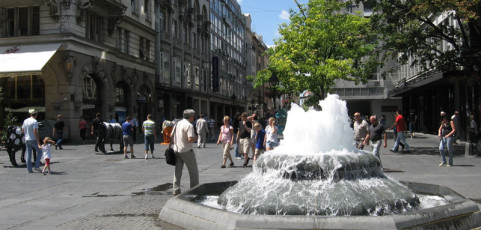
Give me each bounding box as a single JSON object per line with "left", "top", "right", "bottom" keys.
{"left": 218, "top": 94, "right": 420, "bottom": 216}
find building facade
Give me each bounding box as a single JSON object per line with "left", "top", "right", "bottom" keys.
{"left": 0, "top": 0, "right": 156, "bottom": 140}
{"left": 331, "top": 2, "right": 402, "bottom": 125}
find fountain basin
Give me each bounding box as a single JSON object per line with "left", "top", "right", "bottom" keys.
{"left": 159, "top": 181, "right": 481, "bottom": 230}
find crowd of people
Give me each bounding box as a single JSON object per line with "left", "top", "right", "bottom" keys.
{"left": 352, "top": 109, "right": 480, "bottom": 168}
{"left": 17, "top": 106, "right": 479, "bottom": 196}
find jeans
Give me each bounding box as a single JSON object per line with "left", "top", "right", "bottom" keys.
{"left": 234, "top": 134, "right": 241, "bottom": 158}
{"left": 55, "top": 130, "right": 64, "bottom": 147}
{"left": 173, "top": 149, "right": 199, "bottom": 195}
{"left": 144, "top": 134, "right": 155, "bottom": 151}
{"left": 393, "top": 131, "right": 410, "bottom": 151}
{"left": 439, "top": 136, "right": 453, "bottom": 165}
{"left": 370, "top": 139, "right": 382, "bottom": 167}
{"left": 26, "top": 140, "right": 42, "bottom": 172}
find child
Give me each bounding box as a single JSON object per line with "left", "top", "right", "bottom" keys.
{"left": 253, "top": 122, "right": 266, "bottom": 164}
{"left": 41, "top": 137, "right": 56, "bottom": 175}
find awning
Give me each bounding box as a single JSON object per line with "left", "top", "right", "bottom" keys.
{"left": 0, "top": 43, "right": 62, "bottom": 77}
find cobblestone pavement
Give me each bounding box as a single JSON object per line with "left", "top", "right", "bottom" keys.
{"left": 1, "top": 133, "right": 480, "bottom": 229}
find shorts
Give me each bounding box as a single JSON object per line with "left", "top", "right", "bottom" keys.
{"left": 144, "top": 134, "right": 155, "bottom": 151}
{"left": 254, "top": 148, "right": 264, "bottom": 157}
{"left": 45, "top": 158, "right": 50, "bottom": 166}
{"left": 238, "top": 138, "right": 251, "bottom": 155}
{"left": 123, "top": 135, "right": 134, "bottom": 147}
{"left": 266, "top": 141, "right": 278, "bottom": 148}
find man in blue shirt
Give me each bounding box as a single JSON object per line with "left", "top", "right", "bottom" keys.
{"left": 122, "top": 116, "right": 135, "bottom": 159}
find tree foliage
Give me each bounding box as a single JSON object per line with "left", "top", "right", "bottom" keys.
{"left": 366, "top": 0, "right": 481, "bottom": 75}
{"left": 249, "top": 0, "right": 380, "bottom": 107}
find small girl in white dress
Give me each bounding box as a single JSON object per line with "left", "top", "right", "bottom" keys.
{"left": 41, "top": 137, "right": 56, "bottom": 175}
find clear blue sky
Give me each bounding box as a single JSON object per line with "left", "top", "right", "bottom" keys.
{"left": 237, "top": 0, "right": 308, "bottom": 47}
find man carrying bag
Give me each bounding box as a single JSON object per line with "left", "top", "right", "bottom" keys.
{"left": 170, "top": 109, "right": 198, "bottom": 196}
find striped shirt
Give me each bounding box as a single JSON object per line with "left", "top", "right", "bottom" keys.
{"left": 143, "top": 120, "right": 155, "bottom": 135}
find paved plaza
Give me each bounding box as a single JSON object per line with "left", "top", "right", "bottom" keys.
{"left": 1, "top": 133, "right": 481, "bottom": 230}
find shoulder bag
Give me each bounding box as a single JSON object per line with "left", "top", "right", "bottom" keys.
{"left": 165, "top": 124, "right": 177, "bottom": 166}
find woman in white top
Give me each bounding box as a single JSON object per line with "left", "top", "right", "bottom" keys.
{"left": 264, "top": 117, "right": 279, "bottom": 151}
{"left": 217, "top": 116, "right": 235, "bottom": 168}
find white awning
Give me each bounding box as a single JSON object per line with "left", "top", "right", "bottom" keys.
{"left": 0, "top": 43, "right": 62, "bottom": 77}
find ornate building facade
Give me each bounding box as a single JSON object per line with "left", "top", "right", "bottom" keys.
{"left": 0, "top": 0, "right": 156, "bottom": 140}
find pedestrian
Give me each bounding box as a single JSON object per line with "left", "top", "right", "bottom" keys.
{"left": 122, "top": 116, "right": 135, "bottom": 159}
{"left": 22, "top": 109, "right": 43, "bottom": 173}
{"left": 438, "top": 112, "right": 456, "bottom": 166}
{"left": 233, "top": 112, "right": 242, "bottom": 159}
{"left": 142, "top": 114, "right": 156, "bottom": 159}
{"left": 380, "top": 115, "right": 386, "bottom": 126}
{"left": 388, "top": 110, "right": 410, "bottom": 153}
{"left": 207, "top": 115, "right": 216, "bottom": 142}
{"left": 53, "top": 114, "right": 65, "bottom": 150}
{"left": 353, "top": 112, "right": 369, "bottom": 150}
{"left": 78, "top": 116, "right": 87, "bottom": 143}
{"left": 365, "top": 115, "right": 387, "bottom": 167}
{"left": 41, "top": 137, "right": 56, "bottom": 175}
{"left": 248, "top": 113, "right": 258, "bottom": 157}
{"left": 131, "top": 115, "right": 139, "bottom": 142}
{"left": 409, "top": 110, "right": 417, "bottom": 138}
{"left": 265, "top": 117, "right": 279, "bottom": 151}
{"left": 469, "top": 115, "right": 478, "bottom": 155}
{"left": 217, "top": 116, "right": 234, "bottom": 168}
{"left": 91, "top": 113, "right": 102, "bottom": 152}
{"left": 172, "top": 109, "right": 199, "bottom": 196}
{"left": 451, "top": 110, "right": 460, "bottom": 144}
{"left": 109, "top": 115, "right": 117, "bottom": 123}
{"left": 253, "top": 122, "right": 266, "bottom": 164}
{"left": 196, "top": 114, "right": 208, "bottom": 148}
{"left": 237, "top": 112, "right": 253, "bottom": 167}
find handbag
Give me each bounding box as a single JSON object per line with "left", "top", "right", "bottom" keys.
{"left": 165, "top": 124, "right": 177, "bottom": 166}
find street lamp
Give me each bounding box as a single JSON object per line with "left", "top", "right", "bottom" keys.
{"left": 269, "top": 73, "right": 279, "bottom": 111}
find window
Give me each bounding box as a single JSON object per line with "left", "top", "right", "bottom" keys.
{"left": 4, "top": 6, "right": 40, "bottom": 37}
{"left": 162, "top": 52, "right": 170, "bottom": 84}
{"left": 86, "top": 13, "right": 103, "bottom": 42}
{"left": 144, "top": 0, "right": 150, "bottom": 20}
{"left": 131, "top": 0, "right": 138, "bottom": 15}
{"left": 139, "top": 37, "right": 150, "bottom": 61}
{"left": 5, "top": 75, "right": 44, "bottom": 100}
{"left": 124, "top": 30, "right": 130, "bottom": 54}
{"left": 174, "top": 57, "right": 181, "bottom": 86}
{"left": 116, "top": 27, "right": 122, "bottom": 49}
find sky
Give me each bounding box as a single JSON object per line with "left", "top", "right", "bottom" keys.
{"left": 237, "top": 0, "right": 308, "bottom": 47}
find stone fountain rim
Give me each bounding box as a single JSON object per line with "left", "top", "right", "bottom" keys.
{"left": 159, "top": 181, "right": 481, "bottom": 230}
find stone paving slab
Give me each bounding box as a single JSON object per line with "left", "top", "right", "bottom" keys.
{"left": 0, "top": 133, "right": 480, "bottom": 229}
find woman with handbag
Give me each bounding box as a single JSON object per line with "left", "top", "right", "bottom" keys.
{"left": 217, "top": 116, "right": 234, "bottom": 168}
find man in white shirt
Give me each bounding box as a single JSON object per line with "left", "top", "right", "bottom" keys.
{"left": 196, "top": 114, "right": 208, "bottom": 148}
{"left": 353, "top": 112, "right": 369, "bottom": 150}
{"left": 172, "top": 109, "right": 198, "bottom": 195}
{"left": 22, "top": 109, "right": 43, "bottom": 173}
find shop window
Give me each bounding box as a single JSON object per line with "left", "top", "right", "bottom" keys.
{"left": 4, "top": 6, "right": 40, "bottom": 37}
{"left": 3, "top": 75, "right": 44, "bottom": 101}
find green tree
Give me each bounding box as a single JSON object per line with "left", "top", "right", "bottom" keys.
{"left": 249, "top": 0, "right": 380, "bottom": 107}
{"left": 366, "top": 0, "right": 481, "bottom": 75}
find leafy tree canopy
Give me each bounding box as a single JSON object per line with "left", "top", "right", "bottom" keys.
{"left": 248, "top": 0, "right": 380, "bottom": 107}
{"left": 365, "top": 0, "right": 481, "bottom": 75}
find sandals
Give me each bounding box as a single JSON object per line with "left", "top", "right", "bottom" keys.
{"left": 221, "top": 165, "right": 226, "bottom": 168}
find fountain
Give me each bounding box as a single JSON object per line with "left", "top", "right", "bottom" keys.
{"left": 159, "top": 95, "right": 481, "bottom": 229}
